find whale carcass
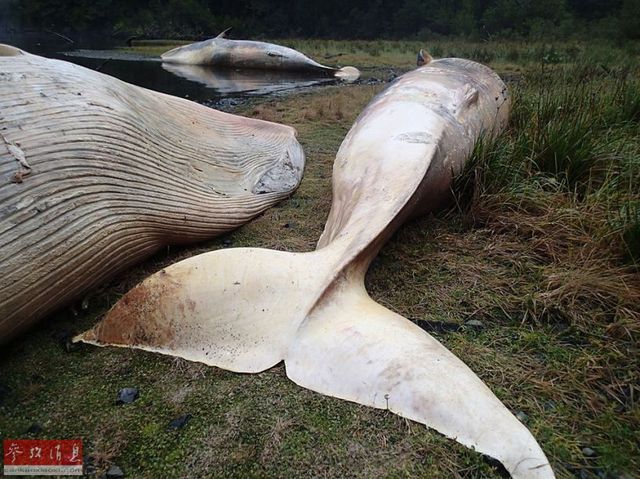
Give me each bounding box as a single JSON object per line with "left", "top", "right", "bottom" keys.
{"left": 0, "top": 44, "right": 304, "bottom": 343}
{"left": 161, "top": 30, "right": 360, "bottom": 81}
{"left": 76, "top": 56, "right": 555, "bottom": 478}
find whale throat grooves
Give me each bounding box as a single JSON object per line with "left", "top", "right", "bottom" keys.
{"left": 0, "top": 46, "right": 304, "bottom": 342}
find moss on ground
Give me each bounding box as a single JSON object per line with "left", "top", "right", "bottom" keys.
{"left": 1, "top": 40, "right": 639, "bottom": 478}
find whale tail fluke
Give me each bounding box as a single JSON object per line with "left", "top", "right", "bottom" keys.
{"left": 334, "top": 65, "right": 360, "bottom": 81}
{"left": 75, "top": 247, "right": 554, "bottom": 479}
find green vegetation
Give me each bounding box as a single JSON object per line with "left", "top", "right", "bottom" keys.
{"left": 127, "top": 37, "right": 640, "bottom": 74}
{"left": 5, "top": 0, "right": 640, "bottom": 41}
{"left": 1, "top": 39, "right": 639, "bottom": 478}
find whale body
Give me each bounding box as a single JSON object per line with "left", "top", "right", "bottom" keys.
{"left": 77, "top": 56, "right": 555, "bottom": 478}
{"left": 161, "top": 31, "right": 360, "bottom": 81}
{"left": 0, "top": 44, "right": 304, "bottom": 343}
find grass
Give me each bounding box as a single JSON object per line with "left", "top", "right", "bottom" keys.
{"left": 1, "top": 39, "right": 639, "bottom": 478}
{"left": 126, "top": 38, "right": 640, "bottom": 77}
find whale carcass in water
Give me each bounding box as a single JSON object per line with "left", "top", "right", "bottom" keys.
{"left": 77, "top": 55, "right": 555, "bottom": 478}
{"left": 161, "top": 30, "right": 360, "bottom": 81}
{"left": 0, "top": 44, "right": 304, "bottom": 343}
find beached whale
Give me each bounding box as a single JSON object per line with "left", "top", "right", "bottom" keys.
{"left": 0, "top": 44, "right": 304, "bottom": 343}
{"left": 76, "top": 56, "right": 554, "bottom": 478}
{"left": 161, "top": 30, "right": 360, "bottom": 81}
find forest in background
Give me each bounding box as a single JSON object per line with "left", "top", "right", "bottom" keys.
{"left": 1, "top": 0, "right": 639, "bottom": 41}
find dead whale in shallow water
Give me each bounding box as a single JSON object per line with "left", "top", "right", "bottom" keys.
{"left": 0, "top": 44, "right": 304, "bottom": 343}
{"left": 77, "top": 56, "right": 554, "bottom": 478}
{"left": 161, "top": 30, "right": 360, "bottom": 81}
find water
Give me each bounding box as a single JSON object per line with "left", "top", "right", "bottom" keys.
{"left": 0, "top": 32, "right": 340, "bottom": 105}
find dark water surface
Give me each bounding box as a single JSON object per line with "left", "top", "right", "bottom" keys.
{"left": 0, "top": 32, "right": 339, "bottom": 104}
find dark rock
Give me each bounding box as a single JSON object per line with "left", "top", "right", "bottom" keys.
{"left": 26, "top": 423, "right": 43, "bottom": 434}
{"left": 362, "top": 77, "right": 382, "bottom": 85}
{"left": 168, "top": 414, "right": 192, "bottom": 430}
{"left": 52, "top": 329, "right": 82, "bottom": 352}
{"left": 200, "top": 98, "right": 244, "bottom": 112}
{"left": 415, "top": 319, "right": 461, "bottom": 333}
{"left": 83, "top": 455, "right": 97, "bottom": 475}
{"left": 582, "top": 447, "right": 596, "bottom": 457}
{"left": 106, "top": 464, "right": 124, "bottom": 478}
{"left": 116, "top": 387, "right": 139, "bottom": 405}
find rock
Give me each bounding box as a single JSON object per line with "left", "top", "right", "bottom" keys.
{"left": 582, "top": 447, "right": 596, "bottom": 457}
{"left": 106, "top": 464, "right": 124, "bottom": 478}
{"left": 83, "top": 455, "right": 97, "bottom": 475}
{"left": 116, "top": 387, "right": 139, "bottom": 405}
{"left": 465, "top": 319, "right": 484, "bottom": 329}
{"left": 168, "top": 414, "right": 191, "bottom": 430}
{"left": 515, "top": 411, "right": 528, "bottom": 422}
{"left": 415, "top": 319, "right": 461, "bottom": 333}
{"left": 53, "top": 329, "right": 82, "bottom": 352}
{"left": 200, "top": 98, "right": 244, "bottom": 112}
{"left": 26, "top": 423, "right": 43, "bottom": 434}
